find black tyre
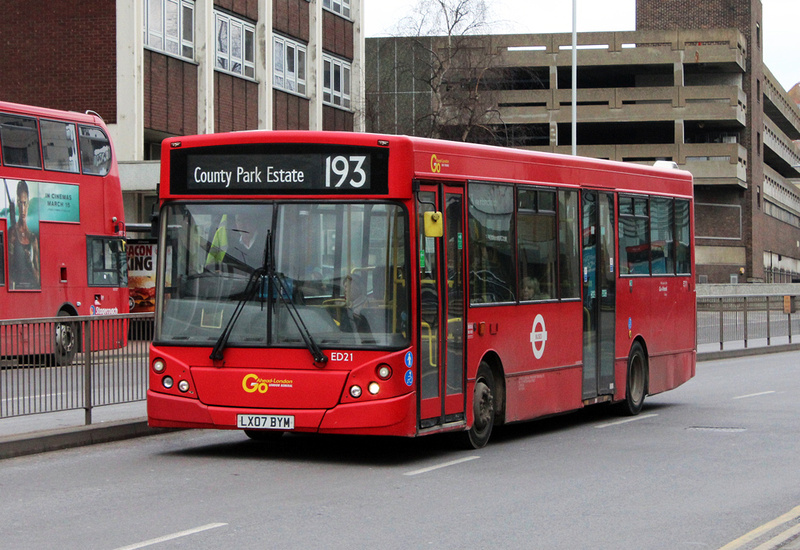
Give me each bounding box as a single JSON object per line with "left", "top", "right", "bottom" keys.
{"left": 466, "top": 363, "right": 496, "bottom": 449}
{"left": 52, "top": 311, "right": 77, "bottom": 366}
{"left": 620, "top": 341, "right": 647, "bottom": 416}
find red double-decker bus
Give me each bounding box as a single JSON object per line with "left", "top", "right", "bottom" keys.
{"left": 148, "top": 131, "right": 695, "bottom": 448}
{"left": 0, "top": 101, "right": 128, "bottom": 364}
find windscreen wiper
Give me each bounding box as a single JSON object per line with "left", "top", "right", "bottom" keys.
{"left": 271, "top": 271, "right": 328, "bottom": 367}
{"left": 209, "top": 266, "right": 266, "bottom": 362}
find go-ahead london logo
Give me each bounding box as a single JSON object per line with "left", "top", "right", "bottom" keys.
{"left": 529, "top": 314, "right": 548, "bottom": 359}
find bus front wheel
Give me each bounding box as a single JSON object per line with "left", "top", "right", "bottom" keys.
{"left": 466, "top": 363, "right": 495, "bottom": 449}
{"left": 620, "top": 341, "right": 647, "bottom": 416}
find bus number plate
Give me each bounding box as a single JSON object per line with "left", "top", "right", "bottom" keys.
{"left": 237, "top": 414, "right": 294, "bottom": 430}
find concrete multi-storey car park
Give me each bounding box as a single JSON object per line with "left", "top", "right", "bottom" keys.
{"left": 366, "top": 0, "right": 800, "bottom": 284}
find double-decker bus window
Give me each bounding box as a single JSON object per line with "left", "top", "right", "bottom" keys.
{"left": 675, "top": 199, "right": 692, "bottom": 275}
{"left": 650, "top": 197, "right": 674, "bottom": 275}
{"left": 619, "top": 195, "right": 650, "bottom": 275}
{"left": 468, "top": 182, "right": 515, "bottom": 304}
{"left": 87, "top": 236, "right": 128, "bottom": 287}
{"left": 558, "top": 190, "right": 580, "bottom": 299}
{"left": 40, "top": 120, "right": 79, "bottom": 173}
{"left": 517, "top": 188, "right": 556, "bottom": 301}
{"left": 0, "top": 114, "right": 42, "bottom": 168}
{"left": 78, "top": 125, "right": 112, "bottom": 176}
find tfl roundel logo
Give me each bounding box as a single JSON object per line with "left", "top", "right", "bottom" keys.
{"left": 529, "top": 314, "right": 548, "bottom": 359}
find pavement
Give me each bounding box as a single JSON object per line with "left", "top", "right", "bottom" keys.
{"left": 3, "top": 342, "right": 800, "bottom": 461}
{"left": 0, "top": 401, "right": 167, "bottom": 460}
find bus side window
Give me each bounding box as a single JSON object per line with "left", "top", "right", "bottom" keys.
{"left": 79, "top": 125, "right": 112, "bottom": 176}
{"left": 675, "top": 199, "right": 692, "bottom": 275}
{"left": 41, "top": 120, "right": 79, "bottom": 173}
{"left": 0, "top": 114, "right": 42, "bottom": 168}
{"left": 517, "top": 188, "right": 556, "bottom": 301}
{"left": 87, "top": 237, "right": 128, "bottom": 287}
{"left": 468, "top": 182, "right": 515, "bottom": 304}
{"left": 558, "top": 190, "right": 580, "bottom": 299}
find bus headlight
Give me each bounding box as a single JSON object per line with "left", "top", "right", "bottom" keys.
{"left": 178, "top": 380, "right": 190, "bottom": 393}
{"left": 350, "top": 385, "right": 362, "bottom": 398}
{"left": 153, "top": 359, "right": 166, "bottom": 373}
{"left": 162, "top": 376, "right": 174, "bottom": 389}
{"left": 368, "top": 382, "right": 380, "bottom": 395}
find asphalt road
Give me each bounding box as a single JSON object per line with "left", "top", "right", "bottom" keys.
{"left": 1, "top": 351, "right": 799, "bottom": 550}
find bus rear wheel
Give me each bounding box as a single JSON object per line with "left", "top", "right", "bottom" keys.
{"left": 466, "top": 363, "right": 495, "bottom": 449}
{"left": 620, "top": 341, "right": 647, "bottom": 416}
{"left": 53, "top": 311, "right": 77, "bottom": 366}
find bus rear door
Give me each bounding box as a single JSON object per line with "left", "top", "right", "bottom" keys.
{"left": 416, "top": 184, "right": 466, "bottom": 429}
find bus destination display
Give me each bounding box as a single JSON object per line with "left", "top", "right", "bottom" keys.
{"left": 173, "top": 144, "right": 389, "bottom": 195}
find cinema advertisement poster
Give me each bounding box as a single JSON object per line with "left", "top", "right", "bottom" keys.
{"left": 128, "top": 239, "right": 156, "bottom": 312}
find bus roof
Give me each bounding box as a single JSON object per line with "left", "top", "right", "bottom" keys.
{"left": 0, "top": 100, "right": 109, "bottom": 128}
{"left": 162, "top": 130, "right": 693, "bottom": 199}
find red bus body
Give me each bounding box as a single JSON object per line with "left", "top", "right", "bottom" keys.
{"left": 0, "top": 101, "right": 128, "bottom": 362}
{"left": 148, "top": 131, "right": 695, "bottom": 447}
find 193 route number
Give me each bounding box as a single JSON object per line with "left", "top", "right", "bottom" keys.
{"left": 325, "top": 155, "right": 367, "bottom": 188}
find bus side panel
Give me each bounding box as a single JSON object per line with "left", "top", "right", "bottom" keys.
{"left": 466, "top": 301, "right": 584, "bottom": 424}
{"left": 646, "top": 349, "right": 696, "bottom": 396}
{"left": 616, "top": 275, "right": 695, "bottom": 398}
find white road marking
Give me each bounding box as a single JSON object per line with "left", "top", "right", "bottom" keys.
{"left": 594, "top": 413, "right": 658, "bottom": 429}
{"left": 404, "top": 456, "right": 480, "bottom": 476}
{"left": 113, "top": 523, "right": 228, "bottom": 550}
{"left": 733, "top": 390, "right": 776, "bottom": 400}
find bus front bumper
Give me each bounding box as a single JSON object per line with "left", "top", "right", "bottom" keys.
{"left": 147, "top": 390, "right": 417, "bottom": 437}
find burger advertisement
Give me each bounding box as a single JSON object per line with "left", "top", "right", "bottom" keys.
{"left": 128, "top": 240, "right": 156, "bottom": 313}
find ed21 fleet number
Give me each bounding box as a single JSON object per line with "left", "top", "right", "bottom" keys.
{"left": 325, "top": 155, "right": 367, "bottom": 188}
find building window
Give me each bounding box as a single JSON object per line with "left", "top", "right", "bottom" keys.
{"left": 274, "top": 36, "right": 307, "bottom": 95}
{"left": 215, "top": 11, "right": 256, "bottom": 79}
{"left": 323, "top": 54, "right": 352, "bottom": 109}
{"left": 323, "top": 0, "right": 350, "bottom": 18}
{"left": 144, "top": 0, "right": 195, "bottom": 60}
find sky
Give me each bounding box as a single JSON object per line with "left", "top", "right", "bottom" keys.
{"left": 363, "top": 0, "right": 799, "bottom": 92}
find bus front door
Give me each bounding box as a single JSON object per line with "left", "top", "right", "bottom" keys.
{"left": 416, "top": 185, "right": 466, "bottom": 429}
{"left": 581, "top": 190, "right": 616, "bottom": 400}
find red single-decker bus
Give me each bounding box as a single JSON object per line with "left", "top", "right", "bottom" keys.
{"left": 148, "top": 131, "right": 695, "bottom": 447}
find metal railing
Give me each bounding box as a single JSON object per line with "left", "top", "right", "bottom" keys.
{"left": 0, "top": 313, "right": 153, "bottom": 424}
{"left": 1, "top": 293, "right": 798, "bottom": 425}
{"left": 697, "top": 294, "right": 800, "bottom": 351}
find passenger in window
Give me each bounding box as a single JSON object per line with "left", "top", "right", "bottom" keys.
{"left": 521, "top": 277, "right": 540, "bottom": 301}
{"left": 522, "top": 277, "right": 550, "bottom": 301}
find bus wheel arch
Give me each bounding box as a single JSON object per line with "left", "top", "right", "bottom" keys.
{"left": 620, "top": 339, "right": 648, "bottom": 416}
